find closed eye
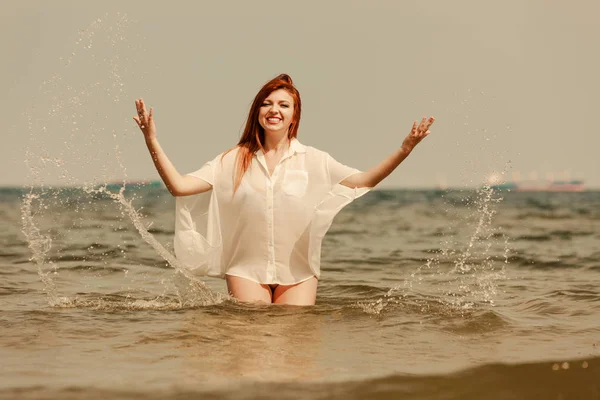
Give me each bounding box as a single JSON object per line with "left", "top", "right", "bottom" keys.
{"left": 261, "top": 102, "right": 291, "bottom": 107}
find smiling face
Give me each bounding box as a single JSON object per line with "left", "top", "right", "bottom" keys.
{"left": 258, "top": 89, "right": 295, "bottom": 135}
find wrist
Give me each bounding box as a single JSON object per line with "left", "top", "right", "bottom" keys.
{"left": 399, "top": 145, "right": 413, "bottom": 155}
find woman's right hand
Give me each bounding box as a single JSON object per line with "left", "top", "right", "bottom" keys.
{"left": 133, "top": 98, "right": 156, "bottom": 141}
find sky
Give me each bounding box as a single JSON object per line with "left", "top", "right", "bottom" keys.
{"left": 1, "top": 0, "right": 598, "bottom": 188}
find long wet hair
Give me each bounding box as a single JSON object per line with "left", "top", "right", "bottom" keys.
{"left": 223, "top": 74, "right": 302, "bottom": 193}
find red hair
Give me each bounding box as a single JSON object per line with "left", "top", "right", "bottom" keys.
{"left": 224, "top": 74, "right": 302, "bottom": 193}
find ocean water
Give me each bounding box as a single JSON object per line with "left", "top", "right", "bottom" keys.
{"left": 1, "top": 186, "right": 599, "bottom": 399}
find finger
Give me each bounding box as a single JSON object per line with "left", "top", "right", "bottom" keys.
{"left": 136, "top": 99, "right": 144, "bottom": 117}
{"left": 418, "top": 117, "right": 427, "bottom": 133}
{"left": 140, "top": 98, "right": 147, "bottom": 116}
{"left": 133, "top": 116, "right": 141, "bottom": 126}
{"left": 411, "top": 121, "right": 417, "bottom": 134}
{"left": 424, "top": 116, "right": 435, "bottom": 131}
{"left": 148, "top": 107, "right": 154, "bottom": 121}
{"left": 138, "top": 99, "right": 144, "bottom": 117}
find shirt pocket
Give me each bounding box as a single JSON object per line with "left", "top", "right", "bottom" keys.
{"left": 283, "top": 169, "right": 309, "bottom": 197}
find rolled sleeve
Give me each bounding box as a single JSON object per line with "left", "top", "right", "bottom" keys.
{"left": 187, "top": 160, "right": 214, "bottom": 185}
{"left": 326, "top": 153, "right": 361, "bottom": 188}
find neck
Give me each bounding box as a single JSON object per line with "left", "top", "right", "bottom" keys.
{"left": 263, "top": 130, "right": 290, "bottom": 153}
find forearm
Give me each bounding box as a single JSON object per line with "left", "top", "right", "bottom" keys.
{"left": 344, "top": 117, "right": 435, "bottom": 189}
{"left": 145, "top": 137, "right": 184, "bottom": 195}
{"left": 361, "top": 146, "right": 412, "bottom": 188}
{"left": 340, "top": 146, "right": 412, "bottom": 189}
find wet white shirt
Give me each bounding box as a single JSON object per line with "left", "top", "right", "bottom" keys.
{"left": 174, "top": 139, "right": 370, "bottom": 285}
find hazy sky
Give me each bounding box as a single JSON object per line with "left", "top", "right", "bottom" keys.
{"left": 2, "top": 0, "right": 598, "bottom": 188}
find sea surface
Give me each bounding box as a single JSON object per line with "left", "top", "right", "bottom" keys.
{"left": 1, "top": 186, "right": 599, "bottom": 399}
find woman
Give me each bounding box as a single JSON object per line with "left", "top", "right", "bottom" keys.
{"left": 134, "top": 74, "right": 434, "bottom": 306}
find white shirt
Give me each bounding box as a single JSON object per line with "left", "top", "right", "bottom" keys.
{"left": 174, "top": 139, "right": 370, "bottom": 285}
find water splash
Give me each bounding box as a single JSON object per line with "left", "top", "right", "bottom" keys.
{"left": 444, "top": 184, "right": 508, "bottom": 306}
{"left": 20, "top": 13, "right": 225, "bottom": 308}
{"left": 357, "top": 183, "right": 510, "bottom": 315}
{"left": 20, "top": 192, "right": 59, "bottom": 301}
{"left": 86, "top": 185, "right": 225, "bottom": 305}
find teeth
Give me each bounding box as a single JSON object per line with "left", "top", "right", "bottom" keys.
{"left": 267, "top": 118, "right": 280, "bottom": 123}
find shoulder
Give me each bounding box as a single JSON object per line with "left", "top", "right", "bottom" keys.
{"left": 304, "top": 146, "right": 333, "bottom": 171}
{"left": 296, "top": 144, "right": 330, "bottom": 176}
{"left": 302, "top": 144, "right": 329, "bottom": 160}
{"left": 209, "top": 146, "right": 240, "bottom": 167}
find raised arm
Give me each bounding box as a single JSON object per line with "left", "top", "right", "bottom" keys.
{"left": 341, "top": 116, "right": 435, "bottom": 188}
{"left": 133, "top": 98, "right": 212, "bottom": 197}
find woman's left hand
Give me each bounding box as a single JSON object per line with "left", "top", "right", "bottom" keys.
{"left": 402, "top": 116, "right": 435, "bottom": 152}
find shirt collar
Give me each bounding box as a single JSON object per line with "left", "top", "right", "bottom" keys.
{"left": 289, "top": 138, "right": 307, "bottom": 155}
{"left": 254, "top": 138, "right": 305, "bottom": 177}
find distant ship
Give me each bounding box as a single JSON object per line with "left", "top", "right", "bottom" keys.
{"left": 491, "top": 180, "right": 584, "bottom": 192}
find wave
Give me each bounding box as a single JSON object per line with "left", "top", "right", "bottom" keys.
{"left": 1, "top": 357, "right": 597, "bottom": 400}
{"left": 514, "top": 230, "right": 595, "bottom": 242}
{"left": 57, "top": 265, "right": 128, "bottom": 274}
{"left": 505, "top": 254, "right": 585, "bottom": 270}
{"left": 0, "top": 286, "right": 36, "bottom": 296}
